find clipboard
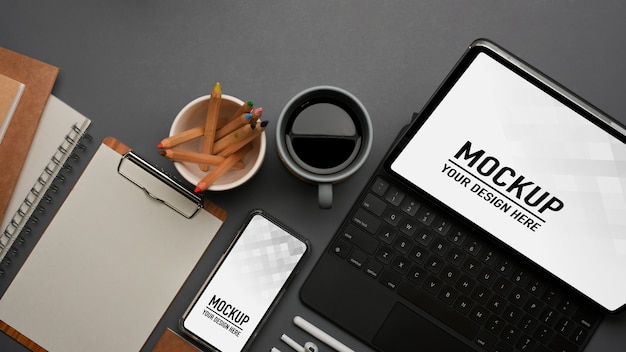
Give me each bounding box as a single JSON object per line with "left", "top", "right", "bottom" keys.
{"left": 0, "top": 137, "right": 226, "bottom": 352}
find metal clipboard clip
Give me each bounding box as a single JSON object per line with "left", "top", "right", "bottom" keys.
{"left": 117, "top": 151, "right": 203, "bottom": 219}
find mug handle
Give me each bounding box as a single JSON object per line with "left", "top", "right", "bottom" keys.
{"left": 318, "top": 183, "right": 333, "bottom": 209}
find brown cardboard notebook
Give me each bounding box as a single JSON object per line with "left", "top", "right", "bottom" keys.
{"left": 0, "top": 137, "right": 226, "bottom": 352}
{"left": 0, "top": 47, "right": 58, "bottom": 224}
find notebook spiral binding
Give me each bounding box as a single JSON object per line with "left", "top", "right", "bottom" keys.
{"left": 0, "top": 123, "right": 92, "bottom": 273}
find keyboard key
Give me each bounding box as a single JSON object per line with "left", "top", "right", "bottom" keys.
{"left": 364, "top": 259, "right": 383, "bottom": 279}
{"left": 486, "top": 316, "right": 505, "bottom": 335}
{"left": 438, "top": 285, "right": 458, "bottom": 305}
{"left": 475, "top": 331, "right": 497, "bottom": 351}
{"left": 448, "top": 229, "right": 467, "bottom": 246}
{"left": 398, "top": 218, "right": 418, "bottom": 237}
{"left": 399, "top": 196, "right": 420, "bottom": 216}
{"left": 398, "top": 281, "right": 479, "bottom": 339}
{"left": 463, "top": 239, "right": 482, "bottom": 256}
{"left": 391, "top": 256, "right": 410, "bottom": 274}
{"left": 407, "top": 264, "right": 427, "bottom": 285}
{"left": 415, "top": 229, "right": 435, "bottom": 246}
{"left": 416, "top": 207, "right": 436, "bottom": 226}
{"left": 501, "top": 325, "right": 521, "bottom": 345}
{"left": 423, "top": 275, "right": 443, "bottom": 295}
{"left": 384, "top": 187, "right": 405, "bottom": 206}
{"left": 425, "top": 255, "right": 444, "bottom": 274}
{"left": 393, "top": 235, "right": 412, "bottom": 254}
{"left": 519, "top": 315, "right": 538, "bottom": 334}
{"left": 408, "top": 245, "right": 428, "bottom": 264}
{"left": 441, "top": 265, "right": 460, "bottom": 285}
{"left": 383, "top": 207, "right": 402, "bottom": 226}
{"left": 371, "top": 177, "right": 389, "bottom": 196}
{"left": 472, "top": 285, "right": 491, "bottom": 305}
{"left": 330, "top": 239, "right": 351, "bottom": 259}
{"left": 447, "top": 247, "right": 466, "bottom": 267}
{"left": 456, "top": 275, "right": 475, "bottom": 295}
{"left": 379, "top": 268, "right": 402, "bottom": 290}
{"left": 548, "top": 333, "right": 578, "bottom": 352}
{"left": 378, "top": 226, "right": 396, "bottom": 244}
{"left": 430, "top": 238, "right": 449, "bottom": 256}
{"left": 341, "top": 224, "right": 379, "bottom": 254}
{"left": 348, "top": 248, "right": 367, "bottom": 268}
{"left": 352, "top": 208, "right": 381, "bottom": 235}
{"left": 461, "top": 257, "right": 481, "bottom": 277}
{"left": 431, "top": 217, "right": 452, "bottom": 236}
{"left": 376, "top": 246, "right": 394, "bottom": 264}
{"left": 470, "top": 306, "right": 490, "bottom": 325}
{"left": 454, "top": 295, "right": 474, "bottom": 315}
{"left": 362, "top": 193, "right": 387, "bottom": 216}
{"left": 572, "top": 306, "right": 599, "bottom": 330}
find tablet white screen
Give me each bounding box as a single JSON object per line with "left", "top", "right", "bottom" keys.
{"left": 391, "top": 52, "right": 626, "bottom": 311}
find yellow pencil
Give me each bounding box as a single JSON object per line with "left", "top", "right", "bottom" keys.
{"left": 159, "top": 149, "right": 244, "bottom": 169}
{"left": 194, "top": 144, "right": 251, "bottom": 192}
{"left": 157, "top": 126, "right": 204, "bottom": 149}
{"left": 218, "top": 120, "right": 268, "bottom": 157}
{"left": 200, "top": 82, "right": 222, "bottom": 171}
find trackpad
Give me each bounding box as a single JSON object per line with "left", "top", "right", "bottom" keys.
{"left": 373, "top": 303, "right": 473, "bottom": 352}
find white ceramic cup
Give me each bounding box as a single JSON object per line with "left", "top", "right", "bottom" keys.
{"left": 276, "top": 86, "right": 372, "bottom": 208}
{"left": 169, "top": 94, "right": 266, "bottom": 191}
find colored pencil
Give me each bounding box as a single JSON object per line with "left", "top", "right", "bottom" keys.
{"left": 157, "top": 126, "right": 204, "bottom": 149}
{"left": 218, "top": 120, "right": 268, "bottom": 157}
{"left": 219, "top": 100, "right": 253, "bottom": 128}
{"left": 215, "top": 113, "right": 252, "bottom": 140}
{"left": 159, "top": 149, "right": 244, "bottom": 169}
{"left": 249, "top": 107, "right": 263, "bottom": 124}
{"left": 200, "top": 82, "right": 222, "bottom": 170}
{"left": 194, "top": 144, "right": 251, "bottom": 192}
{"left": 212, "top": 122, "right": 256, "bottom": 155}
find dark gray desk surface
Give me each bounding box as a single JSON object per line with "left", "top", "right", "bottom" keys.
{"left": 2, "top": 1, "right": 625, "bottom": 351}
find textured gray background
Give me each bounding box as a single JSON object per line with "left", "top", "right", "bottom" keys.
{"left": 1, "top": 1, "right": 625, "bottom": 351}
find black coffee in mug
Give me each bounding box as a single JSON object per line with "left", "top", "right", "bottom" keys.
{"left": 286, "top": 98, "right": 362, "bottom": 174}
{"left": 276, "top": 86, "right": 372, "bottom": 208}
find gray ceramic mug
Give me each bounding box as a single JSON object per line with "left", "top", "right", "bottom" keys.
{"left": 276, "top": 86, "right": 373, "bottom": 208}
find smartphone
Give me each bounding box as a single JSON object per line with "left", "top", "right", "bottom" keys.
{"left": 180, "top": 209, "right": 309, "bottom": 351}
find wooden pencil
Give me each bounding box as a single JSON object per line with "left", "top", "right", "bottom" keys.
{"left": 218, "top": 120, "right": 268, "bottom": 157}
{"left": 194, "top": 144, "right": 251, "bottom": 193}
{"left": 212, "top": 122, "right": 256, "bottom": 155}
{"left": 200, "top": 82, "right": 222, "bottom": 171}
{"left": 159, "top": 149, "right": 244, "bottom": 169}
{"left": 215, "top": 113, "right": 252, "bottom": 140}
{"left": 157, "top": 126, "right": 204, "bottom": 149}
{"left": 249, "top": 107, "right": 263, "bottom": 124}
{"left": 220, "top": 100, "right": 253, "bottom": 128}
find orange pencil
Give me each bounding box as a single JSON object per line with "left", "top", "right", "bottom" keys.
{"left": 157, "top": 126, "right": 204, "bottom": 149}
{"left": 218, "top": 120, "right": 268, "bottom": 157}
{"left": 200, "top": 82, "right": 222, "bottom": 171}
{"left": 215, "top": 113, "right": 252, "bottom": 140}
{"left": 159, "top": 149, "right": 244, "bottom": 169}
{"left": 212, "top": 122, "right": 256, "bottom": 155}
{"left": 194, "top": 144, "right": 251, "bottom": 193}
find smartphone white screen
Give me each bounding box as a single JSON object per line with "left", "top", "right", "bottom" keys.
{"left": 182, "top": 212, "right": 308, "bottom": 351}
{"left": 390, "top": 52, "right": 626, "bottom": 311}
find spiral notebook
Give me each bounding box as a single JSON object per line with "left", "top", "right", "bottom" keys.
{"left": 0, "top": 136, "right": 227, "bottom": 352}
{"left": 0, "top": 95, "right": 91, "bottom": 262}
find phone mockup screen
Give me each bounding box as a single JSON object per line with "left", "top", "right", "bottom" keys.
{"left": 182, "top": 212, "right": 308, "bottom": 351}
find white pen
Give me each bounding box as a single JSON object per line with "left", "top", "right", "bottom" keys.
{"left": 293, "top": 315, "right": 355, "bottom": 352}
